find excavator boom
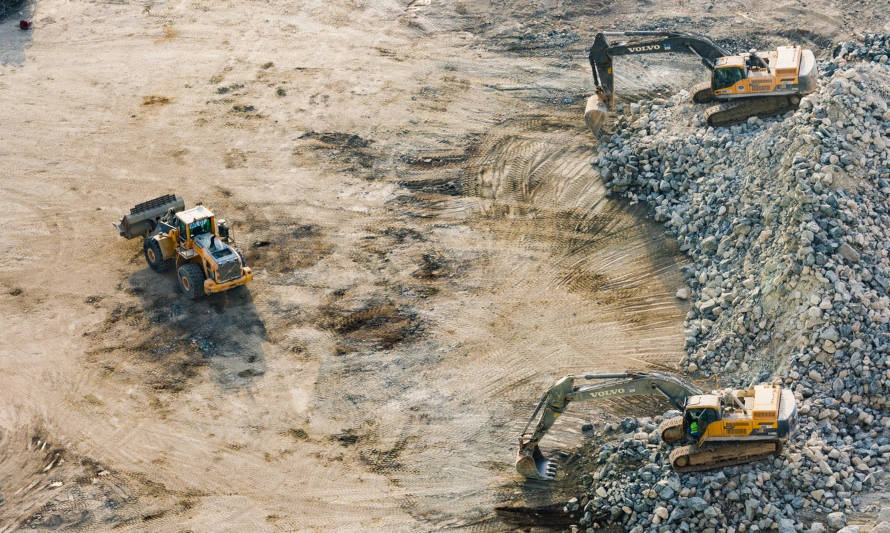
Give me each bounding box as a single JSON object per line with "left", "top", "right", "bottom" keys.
{"left": 585, "top": 31, "right": 728, "bottom": 134}
{"left": 589, "top": 31, "right": 728, "bottom": 107}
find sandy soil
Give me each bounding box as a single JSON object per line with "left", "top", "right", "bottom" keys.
{"left": 1, "top": 0, "right": 884, "bottom": 531}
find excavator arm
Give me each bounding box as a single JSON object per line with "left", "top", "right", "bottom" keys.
{"left": 585, "top": 31, "right": 729, "bottom": 134}
{"left": 516, "top": 371, "right": 702, "bottom": 480}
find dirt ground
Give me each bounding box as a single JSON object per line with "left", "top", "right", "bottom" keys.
{"left": 1, "top": 1, "right": 886, "bottom": 531}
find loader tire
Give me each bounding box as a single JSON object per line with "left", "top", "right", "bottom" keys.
{"left": 177, "top": 263, "right": 205, "bottom": 299}
{"left": 144, "top": 239, "right": 173, "bottom": 272}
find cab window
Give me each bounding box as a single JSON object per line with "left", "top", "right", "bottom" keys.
{"left": 189, "top": 218, "right": 212, "bottom": 237}
{"left": 178, "top": 221, "right": 188, "bottom": 241}
{"left": 712, "top": 67, "right": 745, "bottom": 90}
{"left": 685, "top": 407, "right": 719, "bottom": 438}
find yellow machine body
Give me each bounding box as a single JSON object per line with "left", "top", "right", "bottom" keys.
{"left": 684, "top": 384, "right": 791, "bottom": 445}
{"left": 712, "top": 46, "right": 811, "bottom": 98}
{"left": 151, "top": 206, "right": 253, "bottom": 294}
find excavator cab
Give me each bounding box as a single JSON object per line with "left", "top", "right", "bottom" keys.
{"left": 712, "top": 65, "right": 745, "bottom": 90}
{"left": 684, "top": 406, "right": 720, "bottom": 438}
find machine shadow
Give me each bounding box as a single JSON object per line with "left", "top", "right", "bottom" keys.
{"left": 1, "top": 0, "right": 34, "bottom": 66}
{"left": 121, "top": 267, "right": 267, "bottom": 390}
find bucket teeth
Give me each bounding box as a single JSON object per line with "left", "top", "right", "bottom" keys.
{"left": 516, "top": 444, "right": 557, "bottom": 481}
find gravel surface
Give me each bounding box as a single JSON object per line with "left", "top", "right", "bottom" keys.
{"left": 570, "top": 34, "right": 890, "bottom": 533}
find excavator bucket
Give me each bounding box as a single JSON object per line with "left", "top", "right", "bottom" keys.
{"left": 584, "top": 93, "right": 609, "bottom": 136}
{"left": 516, "top": 440, "right": 557, "bottom": 481}
{"left": 114, "top": 194, "right": 184, "bottom": 239}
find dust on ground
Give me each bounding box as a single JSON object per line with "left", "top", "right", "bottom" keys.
{"left": 1, "top": 0, "right": 883, "bottom": 531}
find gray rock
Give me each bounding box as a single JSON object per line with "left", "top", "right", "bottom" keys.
{"left": 837, "top": 243, "right": 860, "bottom": 263}
{"left": 701, "top": 236, "right": 717, "bottom": 253}
{"left": 777, "top": 518, "right": 796, "bottom": 533}
{"left": 657, "top": 484, "right": 675, "bottom": 500}
{"left": 687, "top": 496, "right": 708, "bottom": 512}
{"left": 827, "top": 511, "right": 846, "bottom": 530}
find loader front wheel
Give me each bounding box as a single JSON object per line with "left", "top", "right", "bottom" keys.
{"left": 144, "top": 239, "right": 173, "bottom": 272}
{"left": 178, "top": 263, "right": 205, "bottom": 299}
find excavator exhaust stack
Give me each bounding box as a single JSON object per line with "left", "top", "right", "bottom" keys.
{"left": 584, "top": 93, "right": 610, "bottom": 136}
{"left": 516, "top": 440, "right": 557, "bottom": 481}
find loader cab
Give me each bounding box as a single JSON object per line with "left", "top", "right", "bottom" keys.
{"left": 683, "top": 395, "right": 721, "bottom": 438}
{"left": 175, "top": 206, "right": 216, "bottom": 243}
{"left": 712, "top": 56, "right": 747, "bottom": 91}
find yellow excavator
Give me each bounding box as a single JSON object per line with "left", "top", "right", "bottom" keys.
{"left": 516, "top": 371, "right": 797, "bottom": 480}
{"left": 584, "top": 31, "right": 818, "bottom": 133}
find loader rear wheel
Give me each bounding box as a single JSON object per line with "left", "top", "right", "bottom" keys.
{"left": 178, "top": 263, "right": 205, "bottom": 299}
{"left": 144, "top": 239, "right": 172, "bottom": 272}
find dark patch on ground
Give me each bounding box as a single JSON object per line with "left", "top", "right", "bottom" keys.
{"left": 228, "top": 104, "right": 264, "bottom": 121}
{"left": 317, "top": 297, "right": 422, "bottom": 354}
{"left": 142, "top": 95, "right": 171, "bottom": 106}
{"left": 85, "top": 276, "right": 267, "bottom": 391}
{"left": 359, "top": 225, "right": 427, "bottom": 263}
{"left": 379, "top": 226, "right": 426, "bottom": 244}
{"left": 359, "top": 436, "right": 414, "bottom": 473}
{"left": 398, "top": 175, "right": 464, "bottom": 196}
{"left": 299, "top": 131, "right": 372, "bottom": 149}
{"left": 400, "top": 152, "right": 469, "bottom": 168}
{"left": 287, "top": 428, "right": 309, "bottom": 441}
{"left": 0, "top": 427, "right": 173, "bottom": 531}
{"left": 216, "top": 83, "right": 244, "bottom": 94}
{"left": 411, "top": 252, "right": 454, "bottom": 280}
{"left": 494, "top": 503, "right": 577, "bottom": 528}
{"left": 490, "top": 27, "right": 581, "bottom": 54}
{"left": 774, "top": 28, "right": 835, "bottom": 49}
{"left": 243, "top": 222, "right": 334, "bottom": 277}
{"left": 295, "top": 131, "right": 379, "bottom": 177}
{"left": 331, "top": 429, "right": 361, "bottom": 446}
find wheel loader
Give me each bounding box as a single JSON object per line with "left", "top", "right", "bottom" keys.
{"left": 584, "top": 30, "right": 818, "bottom": 134}
{"left": 115, "top": 194, "right": 253, "bottom": 299}
{"left": 516, "top": 371, "right": 797, "bottom": 480}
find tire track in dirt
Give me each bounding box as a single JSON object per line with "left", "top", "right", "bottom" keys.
{"left": 318, "top": 109, "right": 690, "bottom": 529}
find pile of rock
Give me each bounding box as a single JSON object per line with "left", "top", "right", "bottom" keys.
{"left": 571, "top": 34, "right": 890, "bottom": 533}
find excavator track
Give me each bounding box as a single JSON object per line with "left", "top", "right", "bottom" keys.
{"left": 657, "top": 416, "right": 684, "bottom": 444}
{"left": 704, "top": 95, "right": 801, "bottom": 127}
{"left": 690, "top": 81, "right": 714, "bottom": 104}
{"left": 669, "top": 441, "right": 780, "bottom": 473}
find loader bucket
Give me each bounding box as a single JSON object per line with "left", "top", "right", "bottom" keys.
{"left": 116, "top": 194, "right": 184, "bottom": 239}
{"left": 516, "top": 441, "right": 557, "bottom": 481}
{"left": 584, "top": 93, "right": 609, "bottom": 136}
